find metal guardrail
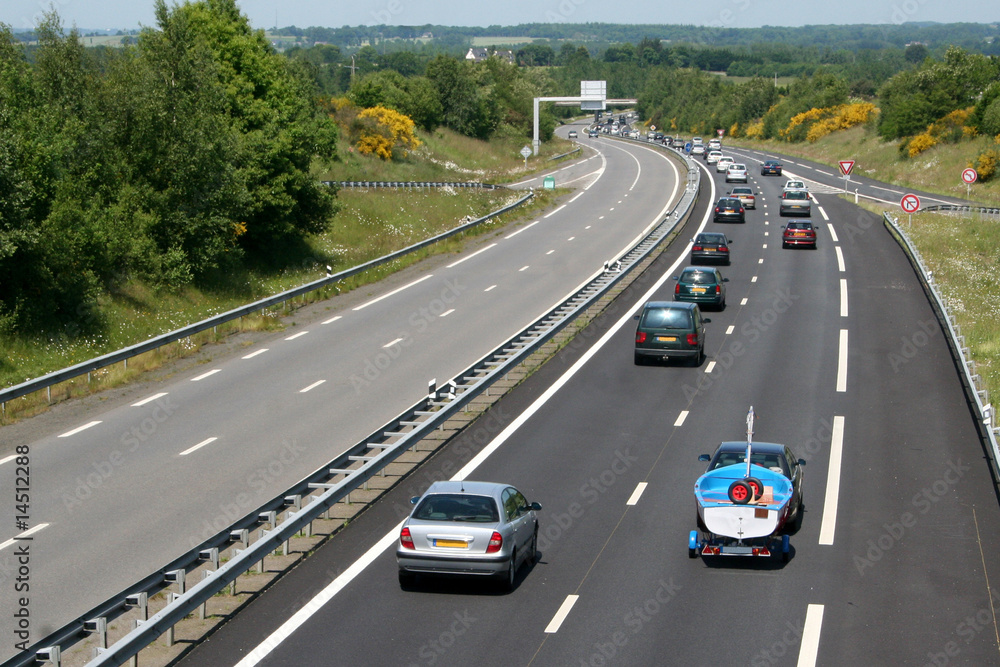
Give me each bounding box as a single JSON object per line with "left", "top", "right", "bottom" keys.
{"left": 883, "top": 213, "right": 1000, "bottom": 480}
{"left": 0, "top": 193, "right": 533, "bottom": 410}
{"left": 6, "top": 144, "right": 699, "bottom": 667}
{"left": 326, "top": 180, "right": 506, "bottom": 190}
{"left": 546, "top": 147, "right": 582, "bottom": 161}
{"left": 920, "top": 204, "right": 1000, "bottom": 216}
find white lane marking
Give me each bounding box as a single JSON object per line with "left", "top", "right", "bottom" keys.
{"left": 840, "top": 280, "right": 848, "bottom": 317}
{"left": 626, "top": 483, "right": 648, "bottom": 506}
{"left": 740, "top": 298, "right": 748, "bottom": 306}
{"left": 0, "top": 455, "right": 15, "bottom": 466}
{"left": 383, "top": 337, "right": 405, "bottom": 348}
{"left": 485, "top": 285, "right": 497, "bottom": 292}
{"left": 546, "top": 250, "right": 555, "bottom": 255}
{"left": 353, "top": 274, "right": 434, "bottom": 311}
{"left": 191, "top": 369, "right": 221, "bottom": 382}
{"left": 180, "top": 437, "right": 218, "bottom": 456}
{"left": 545, "top": 595, "right": 581, "bottom": 633}
{"left": 726, "top": 325, "right": 735, "bottom": 335}
{"left": 567, "top": 236, "right": 575, "bottom": 241}
{"left": 758, "top": 258, "right": 764, "bottom": 264}
{"left": 752, "top": 276, "right": 758, "bottom": 283}
{"left": 132, "top": 392, "right": 168, "bottom": 407}
{"left": 519, "top": 266, "right": 530, "bottom": 272}
{"left": 797, "top": 604, "right": 826, "bottom": 666}
{"left": 609, "top": 207, "right": 615, "bottom": 211}
{"left": 674, "top": 411, "right": 689, "bottom": 427}
{"left": 764, "top": 231, "right": 769, "bottom": 237}
{"left": 0, "top": 523, "right": 50, "bottom": 552}
{"left": 505, "top": 220, "right": 540, "bottom": 239}
{"left": 243, "top": 349, "right": 269, "bottom": 359}
{"left": 544, "top": 204, "right": 567, "bottom": 219}
{"left": 59, "top": 421, "right": 102, "bottom": 438}
{"left": 763, "top": 243, "right": 768, "bottom": 249}
{"left": 569, "top": 192, "right": 584, "bottom": 203}
{"left": 235, "top": 142, "right": 695, "bottom": 664}
{"left": 705, "top": 361, "right": 717, "bottom": 373}
{"left": 300, "top": 380, "right": 326, "bottom": 393}
{"left": 285, "top": 331, "right": 309, "bottom": 341}
{"left": 598, "top": 216, "right": 605, "bottom": 220}
{"left": 446, "top": 243, "right": 497, "bottom": 269}
{"left": 819, "top": 417, "right": 846, "bottom": 545}
{"left": 835, "top": 247, "right": 846, "bottom": 272}
{"left": 815, "top": 169, "right": 834, "bottom": 176}
{"left": 837, "top": 330, "right": 848, "bottom": 393}
{"left": 322, "top": 315, "right": 342, "bottom": 325}
{"left": 817, "top": 207, "right": 829, "bottom": 221}
{"left": 827, "top": 225, "right": 839, "bottom": 242}
{"left": 234, "top": 525, "right": 403, "bottom": 667}
{"left": 439, "top": 309, "right": 454, "bottom": 317}
{"left": 871, "top": 184, "right": 904, "bottom": 194}
{"left": 585, "top": 225, "right": 592, "bottom": 230}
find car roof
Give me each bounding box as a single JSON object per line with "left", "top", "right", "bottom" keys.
{"left": 682, "top": 265, "right": 720, "bottom": 273}
{"left": 423, "top": 480, "right": 507, "bottom": 497}
{"left": 715, "top": 441, "right": 787, "bottom": 455}
{"left": 644, "top": 300, "right": 697, "bottom": 311}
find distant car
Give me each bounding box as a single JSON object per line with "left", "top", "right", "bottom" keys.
{"left": 691, "top": 232, "right": 731, "bottom": 265}
{"left": 708, "top": 138, "right": 722, "bottom": 150}
{"left": 729, "top": 186, "right": 756, "bottom": 209}
{"left": 674, "top": 265, "right": 728, "bottom": 310}
{"left": 698, "top": 441, "right": 805, "bottom": 533}
{"left": 713, "top": 197, "right": 746, "bottom": 224}
{"left": 779, "top": 190, "right": 812, "bottom": 217}
{"left": 706, "top": 150, "right": 723, "bottom": 165}
{"left": 783, "top": 180, "right": 808, "bottom": 192}
{"left": 760, "top": 160, "right": 783, "bottom": 176}
{"left": 397, "top": 480, "right": 542, "bottom": 590}
{"left": 725, "top": 163, "right": 748, "bottom": 183}
{"left": 715, "top": 156, "right": 735, "bottom": 173}
{"left": 588, "top": 129, "right": 599, "bottom": 138}
{"left": 691, "top": 144, "right": 706, "bottom": 156}
{"left": 568, "top": 130, "right": 578, "bottom": 139}
{"left": 782, "top": 221, "right": 818, "bottom": 248}
{"left": 634, "top": 301, "right": 709, "bottom": 366}
{"left": 692, "top": 136, "right": 704, "bottom": 145}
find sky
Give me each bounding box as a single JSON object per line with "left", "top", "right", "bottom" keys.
{"left": 2, "top": 0, "right": 997, "bottom": 33}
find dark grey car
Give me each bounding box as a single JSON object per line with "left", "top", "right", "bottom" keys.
{"left": 634, "top": 301, "right": 709, "bottom": 366}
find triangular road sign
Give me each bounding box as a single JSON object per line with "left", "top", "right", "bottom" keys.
{"left": 839, "top": 160, "right": 855, "bottom": 176}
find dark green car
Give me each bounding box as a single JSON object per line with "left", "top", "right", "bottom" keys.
{"left": 674, "top": 266, "right": 728, "bottom": 310}
{"left": 634, "top": 301, "right": 710, "bottom": 366}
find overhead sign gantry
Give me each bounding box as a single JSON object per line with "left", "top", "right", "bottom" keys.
{"left": 532, "top": 81, "right": 636, "bottom": 155}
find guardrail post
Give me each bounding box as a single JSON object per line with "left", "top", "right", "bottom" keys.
{"left": 36, "top": 646, "right": 60, "bottom": 666}
{"left": 126, "top": 592, "right": 148, "bottom": 621}
{"left": 85, "top": 617, "right": 108, "bottom": 649}
{"left": 284, "top": 495, "right": 302, "bottom": 553}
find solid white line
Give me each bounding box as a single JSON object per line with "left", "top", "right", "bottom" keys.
{"left": 818, "top": 206, "right": 830, "bottom": 221}
{"left": 242, "top": 349, "right": 269, "bottom": 359}
{"left": 300, "top": 380, "right": 326, "bottom": 393}
{"left": 439, "top": 309, "right": 454, "bottom": 317}
{"left": 819, "top": 417, "right": 845, "bottom": 546}
{"left": 353, "top": 274, "right": 434, "bottom": 311}
{"left": 285, "top": 331, "right": 309, "bottom": 341}
{"left": 705, "top": 361, "right": 717, "bottom": 373}
{"left": 835, "top": 246, "right": 845, "bottom": 272}
{"left": 545, "top": 595, "right": 581, "bottom": 633}
{"left": 131, "top": 392, "right": 168, "bottom": 407}
{"left": 190, "top": 369, "right": 221, "bottom": 382}
{"left": 674, "top": 411, "right": 689, "bottom": 427}
{"left": 544, "top": 204, "right": 567, "bottom": 219}
{"left": 626, "top": 482, "right": 648, "bottom": 506}
{"left": 840, "top": 280, "right": 848, "bottom": 317}
{"left": 815, "top": 169, "right": 834, "bottom": 176}
{"left": 569, "top": 192, "right": 584, "bottom": 203}
{"left": 0, "top": 523, "right": 50, "bottom": 552}
{"left": 233, "top": 525, "right": 403, "bottom": 667}
{"left": 485, "top": 285, "right": 497, "bottom": 292}
{"left": 322, "top": 315, "right": 342, "bottom": 325}
{"left": 837, "top": 330, "right": 848, "bottom": 393}
{"left": 827, "top": 225, "right": 839, "bottom": 242}
{"left": 383, "top": 337, "right": 405, "bottom": 348}
{"left": 446, "top": 243, "right": 497, "bottom": 269}
{"left": 59, "top": 421, "right": 102, "bottom": 438}
{"left": 179, "top": 437, "right": 218, "bottom": 456}
{"left": 505, "top": 220, "right": 540, "bottom": 239}
{"left": 0, "top": 455, "right": 15, "bottom": 466}
{"left": 797, "top": 604, "right": 825, "bottom": 666}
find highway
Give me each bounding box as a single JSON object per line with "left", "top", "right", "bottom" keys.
{"left": 177, "top": 131, "right": 1000, "bottom": 666}
{"left": 0, "top": 125, "right": 688, "bottom": 658}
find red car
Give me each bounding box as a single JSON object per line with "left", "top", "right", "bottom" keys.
{"left": 781, "top": 221, "right": 817, "bottom": 249}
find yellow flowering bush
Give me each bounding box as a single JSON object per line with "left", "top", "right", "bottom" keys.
{"left": 744, "top": 120, "right": 765, "bottom": 139}
{"left": 783, "top": 103, "right": 880, "bottom": 142}
{"left": 907, "top": 132, "right": 938, "bottom": 157}
{"left": 355, "top": 106, "right": 421, "bottom": 161}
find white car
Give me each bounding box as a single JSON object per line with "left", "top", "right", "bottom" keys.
{"left": 691, "top": 144, "right": 706, "bottom": 156}
{"left": 692, "top": 136, "right": 704, "bottom": 145}
{"left": 729, "top": 186, "right": 756, "bottom": 209}
{"left": 716, "top": 156, "right": 735, "bottom": 173}
{"left": 725, "top": 163, "right": 749, "bottom": 183}
{"left": 706, "top": 150, "right": 723, "bottom": 164}
{"left": 783, "top": 180, "right": 808, "bottom": 192}
{"left": 708, "top": 139, "right": 722, "bottom": 150}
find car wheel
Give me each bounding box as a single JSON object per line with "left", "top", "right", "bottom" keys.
{"left": 501, "top": 551, "right": 517, "bottom": 591}
{"left": 529, "top": 529, "right": 538, "bottom": 566}
{"left": 634, "top": 352, "right": 646, "bottom": 366}
{"left": 398, "top": 570, "right": 416, "bottom": 588}
{"left": 782, "top": 241, "right": 789, "bottom": 249}
{"left": 790, "top": 503, "right": 804, "bottom": 533}
{"left": 728, "top": 480, "right": 753, "bottom": 504}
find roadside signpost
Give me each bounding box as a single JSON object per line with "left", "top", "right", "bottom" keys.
{"left": 900, "top": 192, "right": 920, "bottom": 225}
{"left": 962, "top": 167, "right": 978, "bottom": 198}
{"left": 520, "top": 145, "right": 532, "bottom": 169}
{"left": 838, "top": 160, "right": 855, "bottom": 192}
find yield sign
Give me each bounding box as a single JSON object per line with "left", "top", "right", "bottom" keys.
{"left": 900, "top": 193, "right": 920, "bottom": 213}
{"left": 838, "top": 160, "right": 855, "bottom": 176}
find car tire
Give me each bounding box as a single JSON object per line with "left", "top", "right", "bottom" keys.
{"left": 501, "top": 551, "right": 517, "bottom": 592}
{"left": 790, "top": 504, "right": 804, "bottom": 534}
{"left": 634, "top": 352, "right": 646, "bottom": 366}
{"left": 728, "top": 480, "right": 753, "bottom": 504}
{"left": 398, "top": 570, "right": 416, "bottom": 588}
{"left": 782, "top": 241, "right": 789, "bottom": 249}
{"left": 529, "top": 529, "right": 538, "bottom": 566}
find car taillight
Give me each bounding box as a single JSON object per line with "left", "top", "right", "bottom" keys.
{"left": 692, "top": 245, "right": 703, "bottom": 251}
{"left": 674, "top": 283, "right": 681, "bottom": 295}
{"left": 719, "top": 246, "right": 728, "bottom": 252}
{"left": 714, "top": 207, "right": 720, "bottom": 213}
{"left": 486, "top": 531, "right": 503, "bottom": 554}
{"left": 739, "top": 207, "right": 745, "bottom": 213}
{"left": 715, "top": 285, "right": 721, "bottom": 294}
{"left": 636, "top": 332, "right": 647, "bottom": 343}
{"left": 400, "top": 527, "right": 414, "bottom": 550}
{"left": 686, "top": 333, "right": 698, "bottom": 345}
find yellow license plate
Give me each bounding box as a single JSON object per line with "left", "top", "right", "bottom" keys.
{"left": 656, "top": 336, "right": 677, "bottom": 342}
{"left": 794, "top": 232, "right": 805, "bottom": 236}
{"left": 691, "top": 287, "right": 707, "bottom": 293}
{"left": 434, "top": 539, "right": 467, "bottom": 548}
{"left": 703, "top": 248, "right": 715, "bottom": 252}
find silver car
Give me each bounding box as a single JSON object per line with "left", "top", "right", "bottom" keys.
{"left": 397, "top": 480, "right": 541, "bottom": 590}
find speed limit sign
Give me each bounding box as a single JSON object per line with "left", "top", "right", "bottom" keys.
{"left": 900, "top": 193, "right": 920, "bottom": 213}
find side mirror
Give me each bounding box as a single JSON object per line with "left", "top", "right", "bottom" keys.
{"left": 722, "top": 278, "right": 730, "bottom": 282}
{"left": 634, "top": 314, "right": 640, "bottom": 321}
{"left": 797, "top": 459, "right": 807, "bottom": 466}
{"left": 410, "top": 496, "right": 420, "bottom": 505}
{"left": 698, "top": 454, "right": 710, "bottom": 462}
{"left": 530, "top": 502, "right": 542, "bottom": 511}
{"left": 703, "top": 318, "right": 712, "bottom": 323}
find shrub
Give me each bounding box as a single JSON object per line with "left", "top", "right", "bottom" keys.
{"left": 744, "top": 120, "right": 764, "bottom": 139}
{"left": 355, "top": 106, "right": 421, "bottom": 161}
{"left": 907, "top": 132, "right": 937, "bottom": 157}
{"left": 973, "top": 149, "right": 999, "bottom": 182}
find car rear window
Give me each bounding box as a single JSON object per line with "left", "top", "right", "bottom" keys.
{"left": 681, "top": 270, "right": 715, "bottom": 284}
{"left": 642, "top": 307, "right": 692, "bottom": 329}
{"left": 787, "top": 222, "right": 813, "bottom": 230}
{"left": 414, "top": 494, "right": 499, "bottom": 522}
{"left": 784, "top": 191, "right": 808, "bottom": 200}
{"left": 697, "top": 234, "right": 726, "bottom": 244}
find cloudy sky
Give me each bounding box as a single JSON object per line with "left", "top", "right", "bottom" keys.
{"left": 3, "top": 0, "right": 997, "bottom": 32}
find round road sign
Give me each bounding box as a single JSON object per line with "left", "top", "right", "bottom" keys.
{"left": 900, "top": 193, "right": 921, "bottom": 213}
{"left": 962, "top": 168, "right": 978, "bottom": 184}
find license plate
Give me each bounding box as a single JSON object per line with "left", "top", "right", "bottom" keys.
{"left": 794, "top": 232, "right": 805, "bottom": 237}
{"left": 722, "top": 546, "right": 753, "bottom": 555}
{"left": 691, "top": 287, "right": 707, "bottom": 293}
{"left": 656, "top": 336, "right": 677, "bottom": 342}
{"left": 703, "top": 248, "right": 715, "bottom": 252}
{"left": 434, "top": 539, "right": 466, "bottom": 548}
